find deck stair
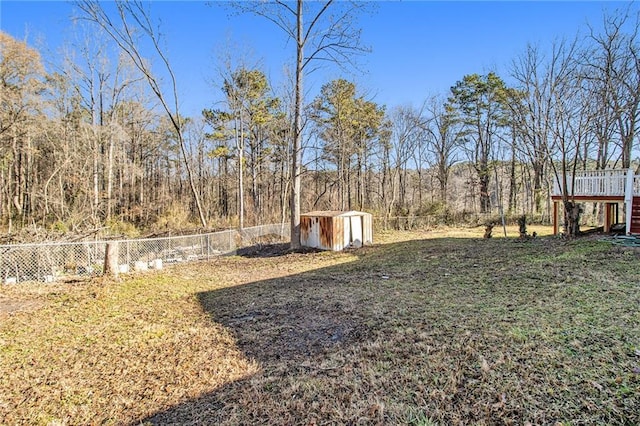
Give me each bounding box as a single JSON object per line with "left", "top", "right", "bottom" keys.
{"left": 631, "top": 197, "right": 640, "bottom": 234}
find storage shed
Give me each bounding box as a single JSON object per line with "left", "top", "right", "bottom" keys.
{"left": 300, "top": 211, "right": 373, "bottom": 251}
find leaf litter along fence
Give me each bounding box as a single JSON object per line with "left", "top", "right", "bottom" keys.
{"left": 0, "top": 224, "right": 290, "bottom": 284}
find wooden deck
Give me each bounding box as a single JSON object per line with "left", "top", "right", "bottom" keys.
{"left": 551, "top": 169, "right": 639, "bottom": 235}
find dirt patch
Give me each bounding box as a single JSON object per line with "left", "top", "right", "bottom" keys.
{"left": 0, "top": 297, "right": 42, "bottom": 314}
{"left": 235, "top": 242, "right": 321, "bottom": 258}
{"left": 219, "top": 304, "right": 368, "bottom": 362}
{"left": 201, "top": 273, "right": 371, "bottom": 364}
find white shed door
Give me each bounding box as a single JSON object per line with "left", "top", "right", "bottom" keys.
{"left": 310, "top": 218, "right": 321, "bottom": 248}
{"left": 350, "top": 215, "right": 362, "bottom": 248}
{"left": 342, "top": 217, "right": 351, "bottom": 249}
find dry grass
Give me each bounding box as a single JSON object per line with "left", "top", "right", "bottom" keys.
{"left": 1, "top": 225, "right": 638, "bottom": 425}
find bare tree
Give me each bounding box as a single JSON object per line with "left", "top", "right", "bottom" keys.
{"left": 542, "top": 39, "right": 591, "bottom": 236}
{"left": 75, "top": 0, "right": 208, "bottom": 227}
{"left": 0, "top": 31, "right": 47, "bottom": 229}
{"left": 421, "top": 95, "right": 462, "bottom": 204}
{"left": 510, "top": 44, "right": 556, "bottom": 215}
{"left": 60, "top": 24, "right": 143, "bottom": 224}
{"left": 388, "top": 105, "right": 421, "bottom": 214}
{"left": 584, "top": 8, "right": 640, "bottom": 169}
{"left": 233, "top": 0, "right": 369, "bottom": 248}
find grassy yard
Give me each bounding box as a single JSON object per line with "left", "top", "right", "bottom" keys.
{"left": 1, "top": 226, "right": 638, "bottom": 425}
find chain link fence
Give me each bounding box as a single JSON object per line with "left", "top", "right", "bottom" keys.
{"left": 0, "top": 224, "right": 290, "bottom": 284}
{"left": 375, "top": 213, "right": 552, "bottom": 231}
{"left": 374, "top": 214, "right": 493, "bottom": 231}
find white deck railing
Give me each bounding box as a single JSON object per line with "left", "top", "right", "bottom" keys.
{"left": 552, "top": 169, "right": 635, "bottom": 197}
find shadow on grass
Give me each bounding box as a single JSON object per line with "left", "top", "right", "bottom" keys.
{"left": 135, "top": 236, "right": 640, "bottom": 425}
{"left": 234, "top": 242, "right": 323, "bottom": 258}
{"left": 136, "top": 241, "right": 390, "bottom": 425}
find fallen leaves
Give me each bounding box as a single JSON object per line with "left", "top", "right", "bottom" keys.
{"left": 1, "top": 228, "right": 639, "bottom": 424}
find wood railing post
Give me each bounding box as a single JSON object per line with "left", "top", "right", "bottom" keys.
{"left": 625, "top": 168, "right": 634, "bottom": 235}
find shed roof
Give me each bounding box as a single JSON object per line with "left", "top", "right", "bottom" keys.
{"left": 301, "top": 210, "right": 370, "bottom": 217}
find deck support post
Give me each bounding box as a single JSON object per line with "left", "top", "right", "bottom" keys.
{"left": 604, "top": 203, "right": 615, "bottom": 233}
{"left": 553, "top": 201, "right": 559, "bottom": 235}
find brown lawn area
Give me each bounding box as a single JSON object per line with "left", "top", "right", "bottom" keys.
{"left": 1, "top": 226, "right": 638, "bottom": 425}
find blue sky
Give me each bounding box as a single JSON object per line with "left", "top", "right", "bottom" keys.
{"left": 1, "top": 1, "right": 633, "bottom": 117}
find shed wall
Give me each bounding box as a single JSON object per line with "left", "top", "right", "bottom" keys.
{"left": 362, "top": 213, "right": 373, "bottom": 244}
{"left": 300, "top": 211, "right": 372, "bottom": 251}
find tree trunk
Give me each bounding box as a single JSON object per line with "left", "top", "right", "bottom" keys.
{"left": 564, "top": 200, "right": 581, "bottom": 237}
{"left": 103, "top": 242, "right": 119, "bottom": 277}
{"left": 177, "top": 131, "right": 207, "bottom": 228}
{"left": 106, "top": 132, "right": 115, "bottom": 221}
{"left": 357, "top": 151, "right": 363, "bottom": 210}
{"left": 532, "top": 160, "right": 544, "bottom": 215}
{"left": 290, "top": 0, "right": 304, "bottom": 250}
{"left": 438, "top": 160, "right": 448, "bottom": 203}
{"left": 236, "top": 114, "right": 245, "bottom": 230}
{"left": 479, "top": 168, "right": 491, "bottom": 213}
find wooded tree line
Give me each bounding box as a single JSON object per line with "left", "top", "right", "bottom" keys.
{"left": 2, "top": 6, "right": 640, "bottom": 235}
